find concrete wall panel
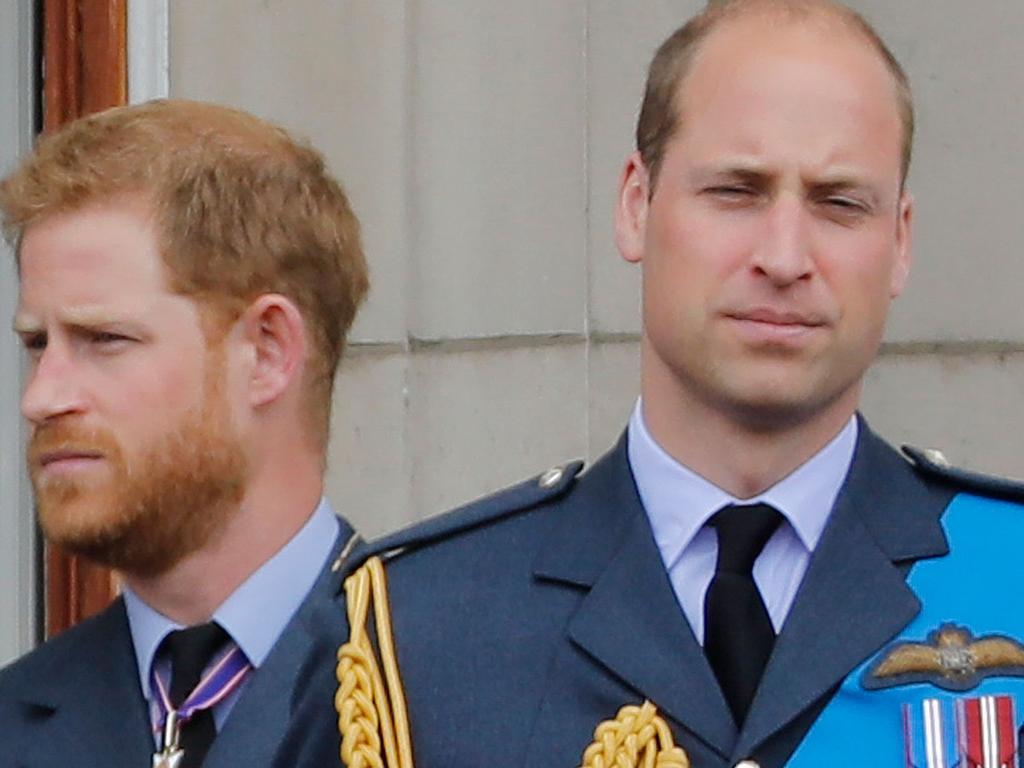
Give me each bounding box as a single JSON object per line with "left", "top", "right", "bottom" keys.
{"left": 326, "top": 353, "right": 413, "bottom": 539}
{"left": 851, "top": 2, "right": 1024, "bottom": 343}
{"left": 409, "top": 0, "right": 588, "bottom": 338}
{"left": 406, "top": 343, "right": 588, "bottom": 517}
{"left": 588, "top": 340, "right": 641, "bottom": 459}
{"left": 169, "top": 0, "right": 411, "bottom": 344}
{"left": 864, "top": 351, "right": 1024, "bottom": 478}
{"left": 0, "top": 0, "right": 36, "bottom": 665}
{"left": 586, "top": 0, "right": 702, "bottom": 335}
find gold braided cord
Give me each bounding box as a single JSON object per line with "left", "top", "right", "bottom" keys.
{"left": 336, "top": 557, "right": 414, "bottom": 768}
{"left": 579, "top": 701, "right": 690, "bottom": 768}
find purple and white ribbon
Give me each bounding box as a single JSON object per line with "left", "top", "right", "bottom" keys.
{"left": 150, "top": 642, "right": 253, "bottom": 733}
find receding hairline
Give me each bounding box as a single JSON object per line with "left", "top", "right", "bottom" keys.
{"left": 639, "top": 0, "right": 914, "bottom": 188}
{"left": 683, "top": 5, "right": 905, "bottom": 127}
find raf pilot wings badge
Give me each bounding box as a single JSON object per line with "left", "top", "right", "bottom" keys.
{"left": 863, "top": 623, "right": 1024, "bottom": 692}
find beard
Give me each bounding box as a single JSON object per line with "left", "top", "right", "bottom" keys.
{"left": 27, "top": 353, "right": 249, "bottom": 578}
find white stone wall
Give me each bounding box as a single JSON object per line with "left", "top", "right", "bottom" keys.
{"left": 0, "top": 0, "right": 37, "bottom": 667}
{"left": 163, "top": 0, "right": 1024, "bottom": 537}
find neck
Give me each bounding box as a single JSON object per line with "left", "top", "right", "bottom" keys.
{"left": 640, "top": 353, "right": 858, "bottom": 500}
{"left": 123, "top": 452, "right": 323, "bottom": 625}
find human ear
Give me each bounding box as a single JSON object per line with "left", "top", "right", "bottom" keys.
{"left": 615, "top": 151, "right": 652, "bottom": 265}
{"left": 890, "top": 192, "right": 914, "bottom": 298}
{"left": 237, "top": 294, "right": 307, "bottom": 408}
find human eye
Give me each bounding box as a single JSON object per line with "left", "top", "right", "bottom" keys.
{"left": 707, "top": 184, "right": 756, "bottom": 198}
{"left": 703, "top": 184, "right": 762, "bottom": 208}
{"left": 812, "top": 184, "right": 875, "bottom": 221}
{"left": 823, "top": 195, "right": 868, "bottom": 213}
{"left": 18, "top": 332, "right": 47, "bottom": 357}
{"left": 84, "top": 328, "right": 136, "bottom": 352}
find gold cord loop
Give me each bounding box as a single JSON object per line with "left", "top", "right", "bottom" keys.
{"left": 579, "top": 701, "right": 690, "bottom": 768}
{"left": 336, "top": 557, "right": 414, "bottom": 768}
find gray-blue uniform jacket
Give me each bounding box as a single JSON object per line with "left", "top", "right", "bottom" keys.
{"left": 0, "top": 520, "right": 354, "bottom": 768}
{"left": 273, "top": 417, "right": 1024, "bottom": 768}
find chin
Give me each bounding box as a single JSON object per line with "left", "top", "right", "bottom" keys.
{"left": 727, "top": 375, "right": 860, "bottom": 433}
{"left": 37, "top": 486, "right": 120, "bottom": 541}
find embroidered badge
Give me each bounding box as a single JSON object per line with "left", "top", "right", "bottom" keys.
{"left": 864, "top": 624, "right": 1024, "bottom": 692}
{"left": 903, "top": 695, "right": 1019, "bottom": 768}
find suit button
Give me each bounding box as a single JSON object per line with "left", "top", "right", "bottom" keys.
{"left": 923, "top": 447, "right": 950, "bottom": 467}
{"left": 538, "top": 466, "right": 564, "bottom": 488}
{"left": 735, "top": 762, "right": 760, "bottom": 768}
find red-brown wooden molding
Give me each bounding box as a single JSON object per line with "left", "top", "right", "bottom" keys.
{"left": 42, "top": 0, "right": 127, "bottom": 637}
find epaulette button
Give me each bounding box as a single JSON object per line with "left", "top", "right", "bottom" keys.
{"left": 539, "top": 466, "right": 564, "bottom": 488}
{"left": 923, "top": 447, "right": 950, "bottom": 468}
{"left": 734, "top": 761, "right": 760, "bottom": 768}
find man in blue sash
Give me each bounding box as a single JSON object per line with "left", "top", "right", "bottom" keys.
{"left": 0, "top": 101, "right": 369, "bottom": 767}
{"left": 276, "top": 1, "right": 1024, "bottom": 767}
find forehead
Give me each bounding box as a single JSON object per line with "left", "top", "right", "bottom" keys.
{"left": 672, "top": 15, "right": 903, "bottom": 177}
{"left": 16, "top": 202, "right": 176, "bottom": 318}
{"left": 19, "top": 202, "right": 166, "bottom": 284}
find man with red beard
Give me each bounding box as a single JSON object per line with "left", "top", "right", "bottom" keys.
{"left": 0, "top": 100, "right": 368, "bottom": 768}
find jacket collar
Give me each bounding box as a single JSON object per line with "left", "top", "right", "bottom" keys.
{"left": 531, "top": 417, "right": 952, "bottom": 761}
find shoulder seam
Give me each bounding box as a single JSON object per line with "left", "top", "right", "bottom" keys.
{"left": 902, "top": 445, "right": 1024, "bottom": 504}
{"left": 367, "top": 460, "right": 586, "bottom": 562}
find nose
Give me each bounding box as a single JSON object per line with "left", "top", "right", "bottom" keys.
{"left": 750, "top": 194, "right": 814, "bottom": 286}
{"left": 21, "top": 344, "right": 87, "bottom": 425}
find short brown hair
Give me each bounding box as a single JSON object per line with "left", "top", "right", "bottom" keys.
{"left": 0, "top": 99, "right": 368, "bottom": 449}
{"left": 637, "top": 0, "right": 914, "bottom": 190}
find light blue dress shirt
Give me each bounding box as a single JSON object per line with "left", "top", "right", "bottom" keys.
{"left": 628, "top": 400, "right": 857, "bottom": 645}
{"left": 123, "top": 497, "right": 340, "bottom": 738}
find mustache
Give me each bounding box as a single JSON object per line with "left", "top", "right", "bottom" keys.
{"left": 28, "top": 423, "right": 121, "bottom": 467}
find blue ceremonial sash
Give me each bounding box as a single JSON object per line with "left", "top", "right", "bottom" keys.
{"left": 788, "top": 493, "right": 1024, "bottom": 767}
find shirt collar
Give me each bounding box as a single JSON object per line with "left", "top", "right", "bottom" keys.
{"left": 124, "top": 497, "right": 340, "bottom": 700}
{"left": 627, "top": 399, "right": 857, "bottom": 567}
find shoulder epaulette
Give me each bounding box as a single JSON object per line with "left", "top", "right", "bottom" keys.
{"left": 326, "top": 458, "right": 571, "bottom": 766}
{"left": 902, "top": 445, "right": 1024, "bottom": 503}
{"left": 364, "top": 460, "right": 584, "bottom": 564}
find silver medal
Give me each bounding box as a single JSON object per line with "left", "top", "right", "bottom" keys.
{"left": 152, "top": 710, "right": 185, "bottom": 768}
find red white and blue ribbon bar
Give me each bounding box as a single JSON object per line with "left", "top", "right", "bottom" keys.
{"left": 904, "top": 697, "right": 959, "bottom": 768}
{"left": 150, "top": 643, "right": 253, "bottom": 733}
{"left": 904, "top": 696, "right": 1019, "bottom": 768}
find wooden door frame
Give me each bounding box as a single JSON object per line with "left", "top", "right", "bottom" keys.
{"left": 41, "top": 0, "right": 127, "bottom": 637}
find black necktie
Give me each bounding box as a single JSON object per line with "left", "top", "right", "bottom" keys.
{"left": 704, "top": 502, "right": 782, "bottom": 726}
{"left": 162, "top": 622, "right": 230, "bottom": 768}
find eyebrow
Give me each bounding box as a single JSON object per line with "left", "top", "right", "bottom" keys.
{"left": 12, "top": 314, "right": 41, "bottom": 335}
{"left": 690, "top": 162, "right": 770, "bottom": 183}
{"left": 12, "top": 306, "right": 135, "bottom": 334}
{"left": 692, "top": 163, "right": 883, "bottom": 197}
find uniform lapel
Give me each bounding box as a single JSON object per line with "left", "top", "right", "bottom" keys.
{"left": 735, "top": 420, "right": 952, "bottom": 760}
{"left": 204, "top": 523, "right": 351, "bottom": 768}
{"left": 16, "top": 599, "right": 153, "bottom": 767}
{"left": 528, "top": 436, "right": 736, "bottom": 762}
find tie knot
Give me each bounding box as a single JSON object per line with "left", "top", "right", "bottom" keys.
{"left": 161, "top": 622, "right": 229, "bottom": 707}
{"left": 710, "top": 503, "right": 782, "bottom": 575}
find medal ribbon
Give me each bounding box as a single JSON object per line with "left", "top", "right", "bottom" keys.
{"left": 151, "top": 642, "right": 253, "bottom": 733}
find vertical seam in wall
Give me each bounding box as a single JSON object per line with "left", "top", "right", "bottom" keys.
{"left": 582, "top": 0, "right": 592, "bottom": 458}
{"left": 403, "top": 0, "right": 417, "bottom": 521}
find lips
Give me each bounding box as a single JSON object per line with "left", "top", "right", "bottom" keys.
{"left": 722, "top": 306, "right": 831, "bottom": 346}
{"left": 36, "top": 449, "right": 105, "bottom": 468}
{"left": 725, "top": 307, "right": 828, "bottom": 327}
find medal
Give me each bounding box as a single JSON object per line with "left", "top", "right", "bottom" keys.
{"left": 149, "top": 643, "right": 253, "bottom": 768}
{"left": 152, "top": 711, "right": 184, "bottom": 768}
